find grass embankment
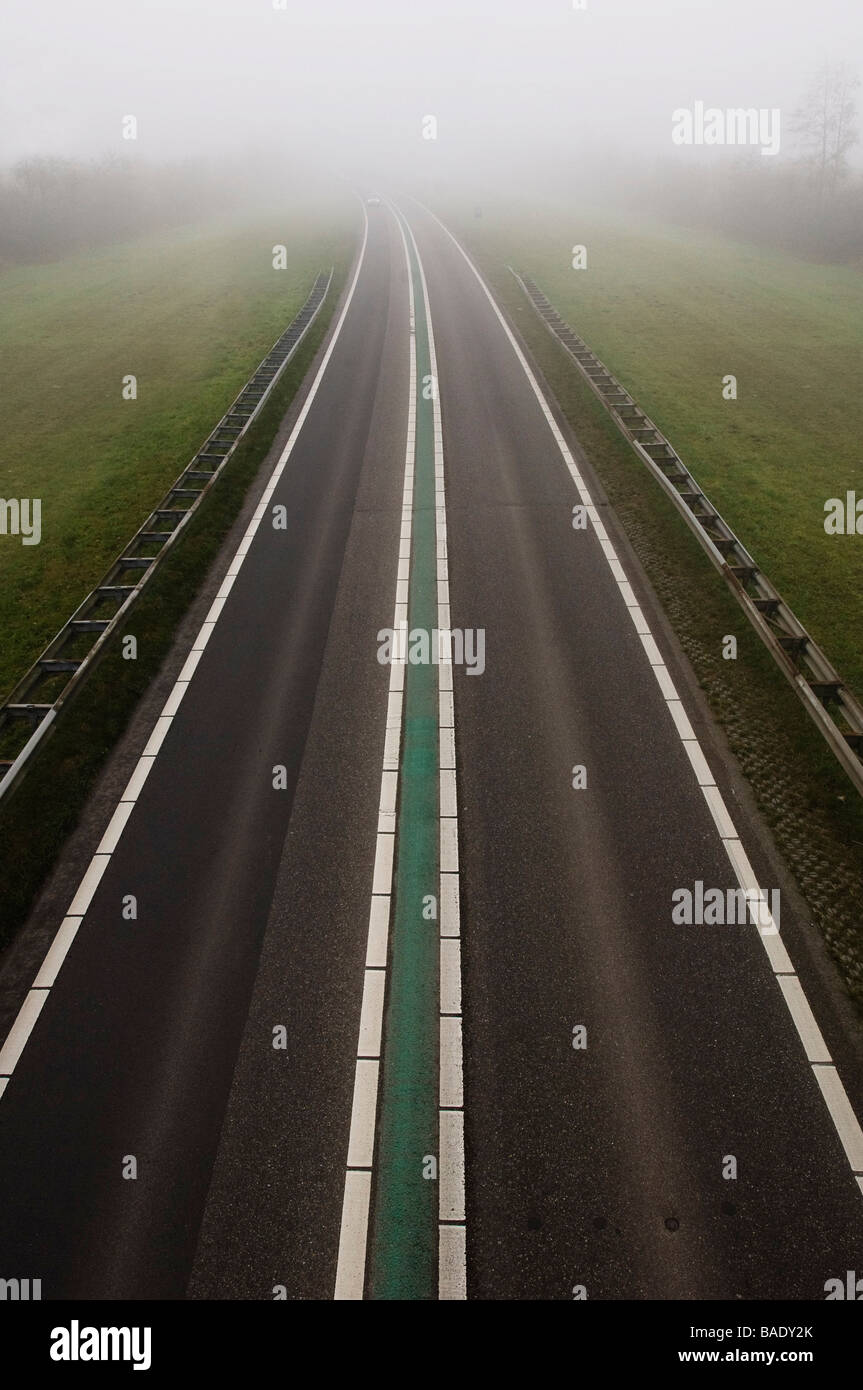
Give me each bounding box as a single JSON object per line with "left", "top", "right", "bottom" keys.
{"left": 467, "top": 204, "right": 863, "bottom": 692}
{"left": 0, "top": 209, "right": 351, "bottom": 696}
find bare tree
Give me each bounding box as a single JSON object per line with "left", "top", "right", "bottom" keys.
{"left": 791, "top": 62, "right": 860, "bottom": 204}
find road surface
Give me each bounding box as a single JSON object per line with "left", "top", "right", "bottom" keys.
{"left": 0, "top": 199, "right": 861, "bottom": 1301}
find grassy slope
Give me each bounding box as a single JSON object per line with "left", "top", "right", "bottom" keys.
{"left": 0, "top": 208, "right": 351, "bottom": 696}
{"left": 465, "top": 204, "right": 863, "bottom": 694}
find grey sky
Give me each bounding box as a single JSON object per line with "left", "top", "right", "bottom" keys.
{"left": 1, "top": 0, "right": 861, "bottom": 174}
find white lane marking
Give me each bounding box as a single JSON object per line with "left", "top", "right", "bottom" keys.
{"left": 95, "top": 800, "right": 135, "bottom": 856}
{"left": 357, "top": 969, "right": 386, "bottom": 1058}
{"left": 777, "top": 976, "right": 831, "bottom": 1064}
{"left": 142, "top": 715, "right": 173, "bottom": 758}
{"left": 440, "top": 819, "right": 459, "bottom": 874}
{"left": 160, "top": 682, "right": 189, "bottom": 719}
{"left": 721, "top": 836, "right": 760, "bottom": 894}
{"left": 334, "top": 1170, "right": 373, "bottom": 1302}
{"left": 382, "top": 726, "right": 401, "bottom": 771}
{"left": 682, "top": 739, "right": 716, "bottom": 788}
{"left": 33, "top": 918, "right": 81, "bottom": 989}
{"left": 439, "top": 768, "right": 458, "bottom": 817}
{"left": 439, "top": 727, "right": 456, "bottom": 769}
{"left": 440, "top": 938, "right": 463, "bottom": 1015}
{"left": 439, "top": 1223, "right": 467, "bottom": 1301}
{"left": 419, "top": 203, "right": 863, "bottom": 1187}
{"left": 371, "top": 833, "right": 395, "bottom": 895}
{"left": 191, "top": 623, "right": 216, "bottom": 653}
{"left": 440, "top": 873, "right": 461, "bottom": 938}
{"left": 639, "top": 633, "right": 664, "bottom": 665}
{"left": 666, "top": 701, "right": 696, "bottom": 742}
{"left": 0, "top": 990, "right": 49, "bottom": 1077}
{"left": 333, "top": 206, "right": 416, "bottom": 1300}
{"left": 653, "top": 665, "right": 679, "bottom": 701}
{"left": 204, "top": 595, "right": 227, "bottom": 624}
{"left": 0, "top": 209, "right": 372, "bottom": 1095}
{"left": 398, "top": 208, "right": 468, "bottom": 1300}
{"left": 440, "top": 1016, "right": 464, "bottom": 1109}
{"left": 439, "top": 1109, "right": 466, "bottom": 1224}
{"left": 701, "top": 784, "right": 737, "bottom": 841}
{"left": 177, "top": 649, "right": 204, "bottom": 683}
{"left": 365, "top": 896, "right": 390, "bottom": 969}
{"left": 812, "top": 1068, "right": 863, "bottom": 1173}
{"left": 346, "top": 1059, "right": 380, "bottom": 1169}
{"left": 762, "top": 936, "right": 796, "bottom": 976}
{"left": 120, "top": 755, "right": 155, "bottom": 804}
{"left": 67, "top": 854, "right": 111, "bottom": 918}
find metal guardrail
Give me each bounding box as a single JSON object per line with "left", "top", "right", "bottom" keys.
{"left": 513, "top": 269, "right": 863, "bottom": 798}
{"left": 0, "top": 269, "right": 334, "bottom": 802}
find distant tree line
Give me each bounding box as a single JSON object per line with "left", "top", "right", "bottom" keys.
{"left": 2, "top": 62, "right": 860, "bottom": 268}
{"left": 0, "top": 156, "right": 232, "bottom": 264}
{"left": 636, "top": 63, "right": 863, "bottom": 262}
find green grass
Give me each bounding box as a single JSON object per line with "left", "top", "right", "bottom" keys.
{"left": 0, "top": 207, "right": 352, "bottom": 697}
{"left": 461, "top": 203, "right": 863, "bottom": 696}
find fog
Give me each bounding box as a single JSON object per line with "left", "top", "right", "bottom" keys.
{"left": 1, "top": 0, "right": 862, "bottom": 256}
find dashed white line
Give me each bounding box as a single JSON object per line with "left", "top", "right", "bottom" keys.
{"left": 399, "top": 207, "right": 468, "bottom": 1301}
{"left": 0, "top": 989, "right": 49, "bottom": 1076}
{"left": 67, "top": 854, "right": 111, "bottom": 918}
{"left": 346, "top": 1059, "right": 380, "bottom": 1169}
{"left": 33, "top": 917, "right": 81, "bottom": 989}
{"left": 333, "top": 206, "right": 417, "bottom": 1300}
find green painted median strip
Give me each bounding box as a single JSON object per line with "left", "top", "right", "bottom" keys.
{"left": 368, "top": 228, "right": 439, "bottom": 1301}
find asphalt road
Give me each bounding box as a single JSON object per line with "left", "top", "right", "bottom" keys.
{"left": 0, "top": 199, "right": 861, "bottom": 1301}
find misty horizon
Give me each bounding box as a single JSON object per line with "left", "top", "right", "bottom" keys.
{"left": 2, "top": 0, "right": 861, "bottom": 182}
